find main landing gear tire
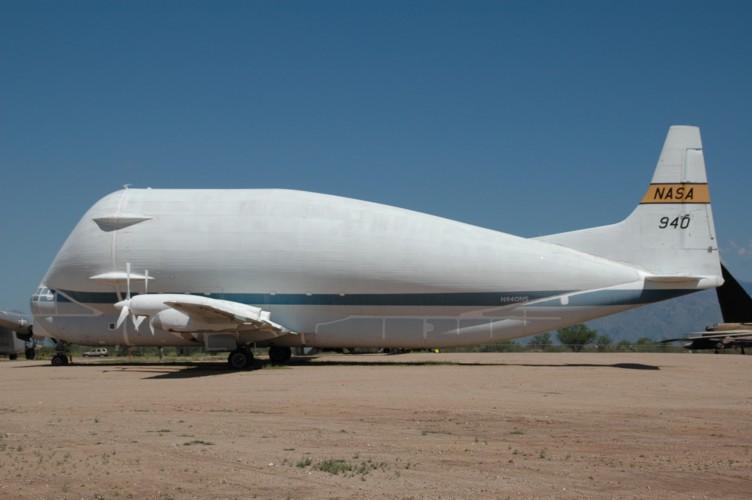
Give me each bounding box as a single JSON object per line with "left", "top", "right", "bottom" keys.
{"left": 25, "top": 348, "right": 36, "bottom": 360}
{"left": 227, "top": 349, "right": 253, "bottom": 370}
{"left": 51, "top": 353, "right": 69, "bottom": 366}
{"left": 268, "top": 345, "right": 292, "bottom": 365}
{"left": 9, "top": 354, "right": 17, "bottom": 361}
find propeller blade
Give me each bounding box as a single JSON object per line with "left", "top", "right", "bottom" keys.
{"left": 132, "top": 315, "right": 146, "bottom": 330}
{"left": 148, "top": 316, "right": 156, "bottom": 335}
{"left": 125, "top": 262, "right": 131, "bottom": 299}
{"left": 115, "top": 305, "right": 130, "bottom": 329}
{"left": 144, "top": 269, "right": 149, "bottom": 294}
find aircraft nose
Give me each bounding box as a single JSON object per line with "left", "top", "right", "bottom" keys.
{"left": 30, "top": 285, "right": 56, "bottom": 315}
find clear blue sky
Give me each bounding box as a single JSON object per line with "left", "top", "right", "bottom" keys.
{"left": 1, "top": 1, "right": 751, "bottom": 311}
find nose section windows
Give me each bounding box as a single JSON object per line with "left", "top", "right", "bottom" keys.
{"left": 31, "top": 286, "right": 58, "bottom": 316}
{"left": 31, "top": 286, "right": 55, "bottom": 303}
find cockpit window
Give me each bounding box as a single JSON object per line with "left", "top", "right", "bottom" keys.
{"left": 31, "top": 287, "right": 55, "bottom": 303}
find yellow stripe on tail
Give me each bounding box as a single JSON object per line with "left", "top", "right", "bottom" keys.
{"left": 640, "top": 183, "right": 710, "bottom": 204}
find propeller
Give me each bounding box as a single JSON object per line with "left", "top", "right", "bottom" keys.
{"left": 114, "top": 263, "right": 154, "bottom": 334}
{"left": 114, "top": 263, "right": 132, "bottom": 329}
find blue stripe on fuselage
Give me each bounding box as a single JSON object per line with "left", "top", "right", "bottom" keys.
{"left": 56, "top": 290, "right": 561, "bottom": 306}
{"left": 53, "top": 288, "right": 698, "bottom": 307}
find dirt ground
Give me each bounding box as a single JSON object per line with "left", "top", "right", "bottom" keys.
{"left": 0, "top": 352, "right": 750, "bottom": 499}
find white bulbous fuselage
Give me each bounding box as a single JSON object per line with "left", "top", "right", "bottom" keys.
{"left": 31, "top": 126, "right": 722, "bottom": 352}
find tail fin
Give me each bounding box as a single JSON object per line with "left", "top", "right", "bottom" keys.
{"left": 538, "top": 125, "right": 722, "bottom": 282}
{"left": 717, "top": 264, "right": 752, "bottom": 322}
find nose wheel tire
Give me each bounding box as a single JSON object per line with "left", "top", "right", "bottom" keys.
{"left": 227, "top": 349, "right": 253, "bottom": 370}
{"left": 51, "top": 353, "right": 69, "bottom": 366}
{"left": 268, "top": 345, "right": 292, "bottom": 364}
{"left": 25, "top": 348, "right": 36, "bottom": 360}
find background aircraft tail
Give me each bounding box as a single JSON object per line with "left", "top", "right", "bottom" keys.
{"left": 538, "top": 125, "right": 722, "bottom": 283}
{"left": 717, "top": 264, "right": 752, "bottom": 322}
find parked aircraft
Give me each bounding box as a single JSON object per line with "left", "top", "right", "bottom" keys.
{"left": 662, "top": 264, "right": 752, "bottom": 353}
{"left": 0, "top": 310, "right": 35, "bottom": 360}
{"left": 31, "top": 126, "right": 723, "bottom": 368}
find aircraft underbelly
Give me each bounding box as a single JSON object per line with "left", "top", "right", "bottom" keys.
{"left": 43, "top": 302, "right": 637, "bottom": 348}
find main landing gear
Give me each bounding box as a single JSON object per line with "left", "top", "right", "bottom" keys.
{"left": 226, "top": 346, "right": 293, "bottom": 370}
{"left": 24, "top": 339, "right": 36, "bottom": 360}
{"left": 268, "top": 345, "right": 292, "bottom": 365}
{"left": 227, "top": 348, "right": 254, "bottom": 370}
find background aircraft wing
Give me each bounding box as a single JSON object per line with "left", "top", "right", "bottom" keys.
{"left": 661, "top": 332, "right": 752, "bottom": 343}
{"left": 690, "top": 331, "right": 752, "bottom": 339}
{"left": 660, "top": 337, "right": 690, "bottom": 343}
{"left": 0, "top": 310, "right": 33, "bottom": 337}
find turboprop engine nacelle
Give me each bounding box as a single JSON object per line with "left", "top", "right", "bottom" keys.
{"left": 115, "top": 294, "right": 177, "bottom": 318}
{"left": 149, "top": 308, "right": 237, "bottom": 333}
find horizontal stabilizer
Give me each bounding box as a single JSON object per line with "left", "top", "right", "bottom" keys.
{"left": 644, "top": 276, "right": 702, "bottom": 283}
{"left": 90, "top": 271, "right": 154, "bottom": 283}
{"left": 644, "top": 275, "right": 723, "bottom": 287}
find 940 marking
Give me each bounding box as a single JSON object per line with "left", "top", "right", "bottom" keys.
{"left": 658, "top": 215, "right": 690, "bottom": 229}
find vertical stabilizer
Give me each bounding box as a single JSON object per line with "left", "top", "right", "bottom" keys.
{"left": 538, "top": 126, "right": 721, "bottom": 281}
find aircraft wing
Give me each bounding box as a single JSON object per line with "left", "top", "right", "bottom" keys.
{"left": 163, "top": 299, "right": 293, "bottom": 335}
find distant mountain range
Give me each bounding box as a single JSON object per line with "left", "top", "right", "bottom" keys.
{"left": 585, "top": 281, "right": 752, "bottom": 342}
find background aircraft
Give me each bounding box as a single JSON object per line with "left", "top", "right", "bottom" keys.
{"left": 662, "top": 264, "right": 752, "bottom": 353}
{"left": 31, "top": 126, "right": 723, "bottom": 369}
{"left": 0, "top": 310, "right": 36, "bottom": 360}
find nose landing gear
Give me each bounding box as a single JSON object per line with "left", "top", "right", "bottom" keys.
{"left": 50, "top": 340, "right": 71, "bottom": 366}
{"left": 51, "top": 353, "right": 70, "bottom": 366}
